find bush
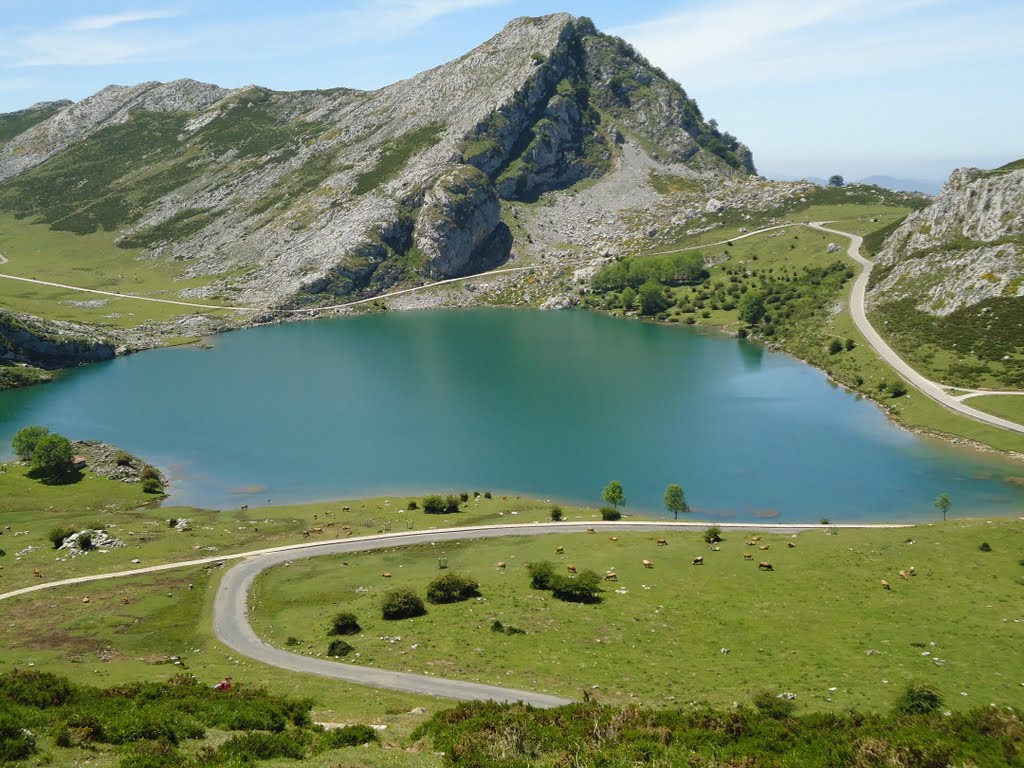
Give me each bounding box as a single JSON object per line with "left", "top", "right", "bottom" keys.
{"left": 893, "top": 682, "right": 943, "bottom": 715}
{"left": 29, "top": 433, "right": 75, "bottom": 481}
{"left": 78, "top": 532, "right": 94, "bottom": 551}
{"left": 483, "top": 491, "right": 492, "bottom": 499}
{"left": 114, "top": 452, "right": 134, "bottom": 467}
{"left": 459, "top": 492, "right": 469, "bottom": 502}
{"left": 118, "top": 740, "right": 185, "bottom": 768}
{"left": 140, "top": 465, "right": 160, "bottom": 482}
{"left": 422, "top": 495, "right": 445, "bottom": 514}
{"left": 828, "top": 338, "right": 843, "bottom": 355}
{"left": 889, "top": 382, "right": 908, "bottom": 398}
{"left": 0, "top": 711, "right": 35, "bottom": 762}
{"left": 141, "top": 477, "right": 163, "bottom": 494}
{"left": 328, "top": 611, "right": 361, "bottom": 636}
{"left": 600, "top": 507, "right": 621, "bottom": 521}
{"left": 527, "top": 561, "right": 557, "bottom": 590}
{"left": 703, "top": 525, "right": 722, "bottom": 544}
{"left": 979, "top": 542, "right": 992, "bottom": 552}
{"left": 327, "top": 639, "right": 354, "bottom": 657}
{"left": 407, "top": 500, "right": 418, "bottom": 510}
{"left": 443, "top": 495, "right": 461, "bottom": 514}
{"left": 550, "top": 570, "right": 602, "bottom": 603}
{"left": 426, "top": 573, "right": 480, "bottom": 604}
{"left": 549, "top": 505, "right": 563, "bottom": 521}
{"left": 752, "top": 689, "right": 797, "bottom": 719}
{"left": 319, "top": 724, "right": 378, "bottom": 749}
{"left": 49, "top": 526, "right": 77, "bottom": 549}
{"left": 381, "top": 588, "right": 425, "bottom": 620}
{"left": 490, "top": 620, "right": 525, "bottom": 636}
{"left": 216, "top": 731, "right": 305, "bottom": 762}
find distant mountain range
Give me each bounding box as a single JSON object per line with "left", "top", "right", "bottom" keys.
{"left": 796, "top": 175, "right": 942, "bottom": 195}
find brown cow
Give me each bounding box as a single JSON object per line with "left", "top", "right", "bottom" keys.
{"left": 759, "top": 545, "right": 770, "bottom": 550}
{"left": 745, "top": 540, "right": 757, "bottom": 546}
{"left": 909, "top": 566, "right": 916, "bottom": 576}
{"left": 656, "top": 538, "right": 668, "bottom": 546}
{"left": 555, "top": 546, "right": 565, "bottom": 555}
{"left": 381, "top": 572, "right": 392, "bottom": 578}
{"left": 692, "top": 556, "right": 704, "bottom": 566}
{"left": 496, "top": 562, "right": 507, "bottom": 570}
{"left": 642, "top": 559, "right": 654, "bottom": 569}
{"left": 743, "top": 552, "right": 754, "bottom": 560}
{"left": 32, "top": 568, "right": 42, "bottom": 578}
{"left": 604, "top": 570, "right": 618, "bottom": 581}
{"left": 758, "top": 562, "right": 773, "bottom": 571}
{"left": 881, "top": 579, "right": 891, "bottom": 590}
{"left": 567, "top": 564, "right": 577, "bottom": 574}
{"left": 898, "top": 570, "right": 909, "bottom": 580}
{"left": 587, "top": 527, "right": 595, "bottom": 533}
{"left": 608, "top": 536, "right": 619, "bottom": 542}
{"left": 787, "top": 542, "right": 796, "bottom": 548}
{"left": 310, "top": 527, "right": 323, "bottom": 534}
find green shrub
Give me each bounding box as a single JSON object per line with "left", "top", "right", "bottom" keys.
{"left": 114, "top": 452, "right": 134, "bottom": 467}
{"left": 443, "top": 494, "right": 461, "bottom": 514}
{"left": 426, "top": 573, "right": 480, "bottom": 604}
{"left": 381, "top": 588, "right": 425, "bottom": 620}
{"left": 483, "top": 491, "right": 492, "bottom": 499}
{"left": 0, "top": 670, "right": 74, "bottom": 708}
{"left": 422, "top": 495, "right": 445, "bottom": 514}
{"left": 979, "top": 542, "right": 992, "bottom": 552}
{"left": 319, "top": 724, "right": 378, "bottom": 749}
{"left": 526, "top": 560, "right": 557, "bottom": 590}
{"left": 459, "top": 492, "right": 469, "bottom": 503}
{"left": 215, "top": 731, "right": 305, "bottom": 762}
{"left": 285, "top": 636, "right": 301, "bottom": 646}
{"left": 328, "top": 611, "right": 361, "bottom": 636}
{"left": 550, "top": 570, "right": 602, "bottom": 603}
{"left": 703, "top": 525, "right": 722, "bottom": 544}
{"left": 48, "top": 526, "right": 76, "bottom": 549}
{"left": 140, "top": 465, "right": 160, "bottom": 481}
{"left": 600, "top": 507, "right": 621, "bottom": 521}
{"left": 0, "top": 710, "right": 35, "bottom": 762}
{"left": 118, "top": 740, "right": 185, "bottom": 768}
{"left": 752, "top": 689, "right": 797, "bottom": 719}
{"left": 326, "top": 639, "right": 353, "bottom": 657}
{"left": 893, "top": 682, "right": 943, "bottom": 715}
{"left": 549, "top": 505, "right": 563, "bottom": 521}
{"left": 407, "top": 500, "right": 418, "bottom": 510}
{"left": 11, "top": 425, "right": 49, "bottom": 461}
{"left": 141, "top": 477, "right": 163, "bottom": 494}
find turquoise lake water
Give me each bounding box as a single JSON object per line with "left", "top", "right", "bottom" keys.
{"left": 1, "top": 308, "right": 1021, "bottom": 522}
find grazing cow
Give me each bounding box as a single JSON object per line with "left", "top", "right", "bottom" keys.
{"left": 787, "top": 542, "right": 796, "bottom": 548}
{"left": 32, "top": 568, "right": 42, "bottom": 578}
{"left": 758, "top": 562, "right": 773, "bottom": 571}
{"left": 657, "top": 538, "right": 668, "bottom": 546}
{"left": 743, "top": 552, "right": 754, "bottom": 560}
{"left": 82, "top": 596, "right": 90, "bottom": 604}
{"left": 326, "top": 521, "right": 335, "bottom": 528}
{"left": 608, "top": 536, "right": 619, "bottom": 542}
{"left": 881, "top": 579, "right": 891, "bottom": 590}
{"left": 302, "top": 530, "right": 310, "bottom": 537}
{"left": 759, "top": 545, "right": 770, "bottom": 551}
{"left": 496, "top": 562, "right": 507, "bottom": 570}
{"left": 643, "top": 559, "right": 654, "bottom": 569}
{"left": 692, "top": 556, "right": 704, "bottom": 566}
{"left": 710, "top": 545, "right": 721, "bottom": 551}
{"left": 555, "top": 546, "right": 565, "bottom": 555}
{"left": 587, "top": 527, "right": 595, "bottom": 534}
{"left": 898, "top": 569, "right": 909, "bottom": 580}
{"left": 604, "top": 571, "right": 618, "bottom": 581}
{"left": 909, "top": 566, "right": 916, "bottom": 576}
{"left": 567, "top": 564, "right": 577, "bottom": 574}
{"left": 310, "top": 527, "right": 323, "bottom": 534}
{"left": 745, "top": 540, "right": 756, "bottom": 546}
{"left": 751, "top": 536, "right": 762, "bottom": 542}
{"left": 381, "top": 572, "right": 392, "bottom": 578}
{"left": 240, "top": 504, "right": 248, "bottom": 510}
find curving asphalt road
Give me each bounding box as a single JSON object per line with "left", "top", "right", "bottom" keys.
{"left": 810, "top": 223, "right": 1024, "bottom": 435}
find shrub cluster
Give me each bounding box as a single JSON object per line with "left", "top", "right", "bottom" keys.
{"left": 599, "top": 507, "right": 621, "bottom": 521}
{"left": 328, "top": 611, "right": 361, "bottom": 636}
{"left": 426, "top": 573, "right": 481, "bottom": 604}
{"left": 381, "top": 588, "right": 426, "bottom": 620}
{"left": 422, "top": 495, "right": 461, "bottom": 515}
{"left": 526, "top": 561, "right": 602, "bottom": 603}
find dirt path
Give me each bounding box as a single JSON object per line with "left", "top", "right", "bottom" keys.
{"left": 810, "top": 222, "right": 1024, "bottom": 435}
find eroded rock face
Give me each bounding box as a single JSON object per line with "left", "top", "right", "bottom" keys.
{"left": 0, "top": 310, "right": 114, "bottom": 368}
{"left": 868, "top": 166, "right": 1024, "bottom": 315}
{"left": 416, "top": 166, "right": 504, "bottom": 279}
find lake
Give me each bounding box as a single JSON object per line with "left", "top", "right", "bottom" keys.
{"left": 1, "top": 308, "right": 1022, "bottom": 522}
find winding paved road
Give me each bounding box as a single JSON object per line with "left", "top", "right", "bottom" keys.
{"left": 810, "top": 223, "right": 1024, "bottom": 435}
{"left": 3, "top": 520, "right": 914, "bottom": 706}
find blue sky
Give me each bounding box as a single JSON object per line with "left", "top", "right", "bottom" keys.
{"left": 0, "top": 0, "right": 1020, "bottom": 181}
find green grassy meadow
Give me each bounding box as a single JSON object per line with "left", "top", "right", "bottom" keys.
{"left": 969, "top": 394, "right": 1024, "bottom": 424}
{"left": 250, "top": 520, "right": 1024, "bottom": 714}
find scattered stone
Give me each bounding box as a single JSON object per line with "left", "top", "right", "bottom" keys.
{"left": 827, "top": 242, "right": 840, "bottom": 253}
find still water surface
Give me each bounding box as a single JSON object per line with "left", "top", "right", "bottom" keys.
{"left": 1, "top": 309, "right": 1021, "bottom": 521}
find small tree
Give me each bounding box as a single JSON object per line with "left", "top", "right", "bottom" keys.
{"left": 737, "top": 290, "right": 766, "bottom": 325}
{"left": 526, "top": 560, "right": 557, "bottom": 590}
{"left": 703, "top": 525, "right": 722, "bottom": 545}
{"left": 828, "top": 339, "right": 843, "bottom": 355}
{"left": 12, "top": 425, "right": 49, "bottom": 461}
{"left": 29, "top": 434, "right": 75, "bottom": 481}
{"left": 602, "top": 481, "right": 625, "bottom": 510}
{"left": 933, "top": 493, "right": 951, "bottom": 522}
{"left": 443, "top": 495, "right": 461, "bottom": 515}
{"left": 327, "top": 639, "right": 354, "bottom": 657}
{"left": 549, "top": 505, "right": 563, "bottom": 522}
{"left": 48, "top": 527, "right": 77, "bottom": 549}
{"left": 381, "top": 588, "right": 425, "bottom": 620}
{"left": 426, "top": 573, "right": 480, "bottom": 604}
{"left": 828, "top": 175, "right": 844, "bottom": 187}
{"left": 638, "top": 281, "right": 670, "bottom": 316}
{"left": 328, "top": 611, "right": 361, "bottom": 636}
{"left": 664, "top": 484, "right": 689, "bottom": 520}
{"left": 620, "top": 286, "right": 636, "bottom": 311}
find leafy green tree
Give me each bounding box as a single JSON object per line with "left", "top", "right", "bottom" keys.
{"left": 549, "top": 505, "right": 563, "bottom": 521}
{"left": 737, "top": 290, "right": 766, "bottom": 324}
{"left": 638, "top": 281, "right": 670, "bottom": 316}
{"left": 602, "top": 481, "right": 625, "bottom": 510}
{"left": 526, "top": 560, "right": 557, "bottom": 590}
{"left": 29, "top": 433, "right": 74, "bottom": 481}
{"left": 934, "top": 493, "right": 951, "bottom": 521}
{"left": 828, "top": 175, "right": 844, "bottom": 187}
{"left": 12, "top": 425, "right": 49, "bottom": 461}
{"left": 664, "top": 484, "right": 689, "bottom": 520}
{"left": 620, "top": 286, "right": 636, "bottom": 310}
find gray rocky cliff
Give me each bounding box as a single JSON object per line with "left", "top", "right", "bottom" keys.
{"left": 0, "top": 310, "right": 115, "bottom": 368}
{"left": 868, "top": 164, "right": 1024, "bottom": 315}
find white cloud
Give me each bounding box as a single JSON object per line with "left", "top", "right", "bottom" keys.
{"left": 610, "top": 0, "right": 1024, "bottom": 91}
{"left": 68, "top": 10, "right": 179, "bottom": 32}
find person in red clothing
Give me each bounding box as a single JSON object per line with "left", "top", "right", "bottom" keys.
{"left": 213, "top": 675, "right": 232, "bottom": 691}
